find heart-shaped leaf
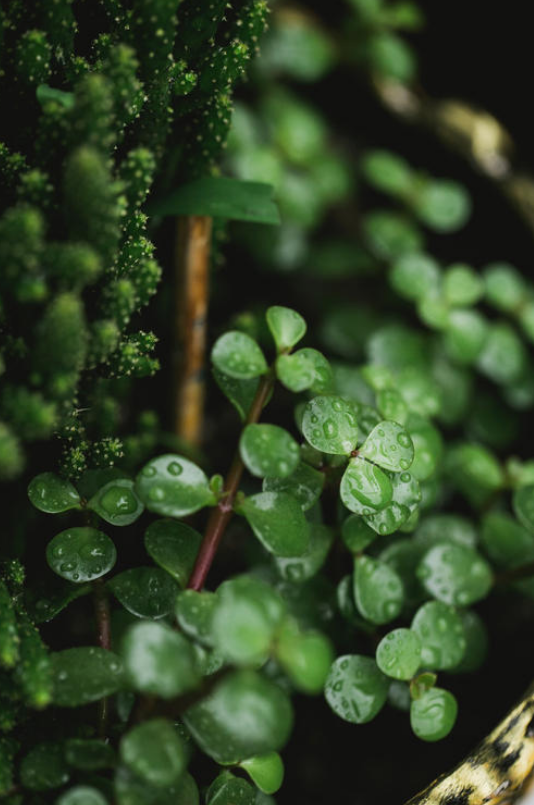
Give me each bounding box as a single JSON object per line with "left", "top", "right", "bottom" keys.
{"left": 46, "top": 527, "right": 116, "bottom": 583}
{"left": 135, "top": 454, "right": 215, "bottom": 518}
{"left": 211, "top": 331, "right": 268, "bottom": 379}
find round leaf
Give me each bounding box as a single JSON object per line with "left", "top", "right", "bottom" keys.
{"left": 88, "top": 478, "right": 144, "bottom": 526}
{"left": 238, "top": 491, "right": 309, "bottom": 557}
{"left": 28, "top": 473, "right": 80, "bottom": 514}
{"left": 56, "top": 787, "right": 108, "bottom": 805}
{"left": 484, "top": 262, "right": 525, "bottom": 312}
{"left": 443, "top": 264, "right": 484, "bottom": 307}
{"left": 416, "top": 543, "right": 493, "bottom": 607}
{"left": 513, "top": 485, "right": 534, "bottom": 533}
{"left": 340, "top": 458, "right": 392, "bottom": 515}
{"left": 415, "top": 514, "right": 477, "bottom": 549}
{"left": 275, "top": 618, "right": 333, "bottom": 693}
{"left": 359, "top": 421, "right": 414, "bottom": 472}
{"left": 109, "top": 567, "right": 178, "bottom": 619}
{"left": 376, "top": 628, "right": 421, "bottom": 680}
{"left": 183, "top": 670, "right": 293, "bottom": 764}
{"left": 444, "top": 310, "right": 488, "bottom": 364}
{"left": 240, "top": 424, "right": 300, "bottom": 479}
{"left": 389, "top": 253, "right": 440, "bottom": 302}
{"left": 114, "top": 767, "right": 199, "bottom": 805}
{"left": 213, "top": 367, "right": 260, "bottom": 421}
{"left": 266, "top": 306, "right": 306, "bottom": 352}
{"left": 301, "top": 395, "right": 358, "bottom": 455}
{"left": 263, "top": 461, "right": 324, "bottom": 511}
{"left": 275, "top": 523, "right": 333, "bottom": 583}
{"left": 410, "top": 687, "right": 458, "bottom": 741}
{"left": 411, "top": 601, "right": 466, "bottom": 670}
{"left": 353, "top": 555, "right": 404, "bottom": 624}
{"left": 212, "top": 331, "right": 268, "bottom": 379}
{"left": 341, "top": 515, "right": 376, "bottom": 553}
{"left": 276, "top": 348, "right": 332, "bottom": 394}
{"left": 120, "top": 719, "right": 186, "bottom": 787}
{"left": 122, "top": 621, "right": 199, "bottom": 699}
{"left": 477, "top": 323, "right": 527, "bottom": 386}
{"left": 481, "top": 511, "right": 534, "bottom": 567}
{"left": 144, "top": 520, "right": 202, "bottom": 588}
{"left": 206, "top": 772, "right": 255, "bottom": 805}
{"left": 176, "top": 590, "right": 217, "bottom": 645}
{"left": 20, "top": 742, "right": 70, "bottom": 791}
{"left": 211, "top": 576, "right": 285, "bottom": 666}
{"left": 65, "top": 739, "right": 115, "bottom": 771}
{"left": 135, "top": 454, "right": 215, "bottom": 518}
{"left": 240, "top": 753, "right": 284, "bottom": 795}
{"left": 46, "top": 527, "right": 116, "bottom": 583}
{"left": 414, "top": 180, "right": 471, "bottom": 233}
{"left": 324, "top": 655, "right": 389, "bottom": 724}
{"left": 362, "top": 150, "right": 413, "bottom": 196}
{"left": 51, "top": 647, "right": 125, "bottom": 706}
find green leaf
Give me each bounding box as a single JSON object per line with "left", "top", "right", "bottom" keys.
{"left": 274, "top": 523, "right": 333, "bottom": 583}
{"left": 120, "top": 719, "right": 186, "bottom": 788}
{"left": 263, "top": 461, "right": 324, "bottom": 511}
{"left": 415, "top": 514, "right": 477, "bottom": 549}
{"left": 363, "top": 210, "right": 423, "bottom": 260}
{"left": 46, "top": 527, "right": 116, "bottom": 583}
{"left": 206, "top": 771, "right": 256, "bottom": 805}
{"left": 240, "top": 424, "right": 300, "bottom": 479}
{"left": 324, "top": 655, "right": 389, "bottom": 724}
{"left": 414, "top": 180, "right": 471, "bottom": 233}
{"left": 359, "top": 421, "right": 414, "bottom": 471}
{"left": 443, "top": 310, "right": 488, "bottom": 364}
{"left": 276, "top": 348, "right": 333, "bottom": 393}
{"left": 481, "top": 511, "right": 534, "bottom": 566}
{"left": 301, "top": 395, "right": 358, "bottom": 455}
{"left": 0, "top": 580, "right": 18, "bottom": 667}
{"left": 411, "top": 601, "right": 466, "bottom": 670}
{"left": 396, "top": 368, "right": 441, "bottom": 419}
{"left": 240, "top": 753, "right": 284, "bottom": 795}
{"left": 65, "top": 739, "right": 115, "bottom": 771}
{"left": 176, "top": 590, "right": 217, "bottom": 646}
{"left": 353, "top": 555, "right": 404, "bottom": 624}
{"left": 211, "top": 331, "right": 268, "bottom": 380}
{"left": 340, "top": 458, "right": 392, "bottom": 515}
{"left": 88, "top": 479, "right": 144, "bottom": 526}
{"left": 408, "top": 417, "right": 443, "bottom": 481}
{"left": 275, "top": 618, "right": 333, "bottom": 693}
{"left": 483, "top": 262, "right": 525, "bottom": 312}
{"left": 389, "top": 253, "right": 441, "bottom": 301}
{"left": 135, "top": 454, "right": 215, "bottom": 518}
{"left": 477, "top": 323, "right": 527, "bottom": 385}
{"left": 122, "top": 621, "right": 199, "bottom": 699}
{"left": 266, "top": 306, "right": 306, "bottom": 352}
{"left": 446, "top": 443, "right": 504, "bottom": 506}
{"left": 144, "top": 520, "right": 202, "bottom": 588}
{"left": 364, "top": 470, "right": 420, "bottom": 536}
{"left": 211, "top": 576, "right": 285, "bottom": 666}
{"left": 375, "top": 628, "right": 421, "bottom": 680}
{"left": 114, "top": 767, "right": 199, "bottom": 805}
{"left": 77, "top": 468, "right": 129, "bottom": 500}
{"left": 28, "top": 472, "right": 80, "bottom": 513}
{"left": 109, "top": 568, "right": 179, "bottom": 619}
{"left": 183, "top": 670, "right": 293, "bottom": 764}
{"left": 56, "top": 787, "right": 108, "bottom": 805}
{"left": 376, "top": 389, "right": 408, "bottom": 425}
{"left": 362, "top": 150, "right": 413, "bottom": 197}
{"left": 213, "top": 367, "right": 260, "bottom": 421}
{"left": 51, "top": 647, "right": 125, "bottom": 706}
{"left": 148, "top": 177, "right": 280, "bottom": 224}
{"left": 416, "top": 543, "right": 493, "bottom": 607}
{"left": 410, "top": 687, "right": 458, "bottom": 741}
{"left": 238, "top": 492, "right": 309, "bottom": 557}
{"left": 36, "top": 84, "right": 74, "bottom": 109}
{"left": 450, "top": 610, "right": 488, "bottom": 673}
{"left": 20, "top": 742, "right": 69, "bottom": 792}
{"left": 443, "top": 264, "right": 484, "bottom": 307}
{"left": 380, "top": 539, "right": 426, "bottom": 609}
{"left": 514, "top": 485, "right": 534, "bottom": 533}
{"left": 341, "top": 515, "right": 376, "bottom": 553}
{"left": 29, "top": 579, "right": 92, "bottom": 624}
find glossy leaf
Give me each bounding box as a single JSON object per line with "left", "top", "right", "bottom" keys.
{"left": 364, "top": 470, "right": 420, "bottom": 536}
{"left": 46, "top": 527, "right": 116, "bottom": 583}
{"left": 341, "top": 515, "right": 376, "bottom": 553}
{"left": 324, "top": 655, "right": 389, "bottom": 724}
{"left": 211, "top": 576, "right": 285, "bottom": 666}
{"left": 238, "top": 491, "right": 309, "bottom": 557}
{"left": 51, "top": 647, "right": 125, "bottom": 706}
{"left": 213, "top": 367, "right": 260, "bottom": 421}
{"left": 240, "top": 424, "right": 300, "bottom": 478}
{"left": 206, "top": 771, "right": 256, "bottom": 805}
{"left": 410, "top": 687, "right": 458, "bottom": 741}
{"left": 275, "top": 523, "right": 333, "bottom": 583}
{"left": 276, "top": 348, "right": 332, "bottom": 393}
{"left": 380, "top": 539, "right": 426, "bottom": 609}
{"left": 263, "top": 461, "right": 324, "bottom": 511}
{"left": 353, "top": 555, "right": 404, "bottom": 624}
{"left": 120, "top": 719, "right": 186, "bottom": 787}
{"left": 376, "top": 628, "right": 421, "bottom": 680}
{"left": 275, "top": 618, "right": 333, "bottom": 693}
{"left": 109, "top": 568, "right": 178, "bottom": 619}
{"left": 266, "top": 305, "right": 306, "bottom": 351}
{"left": 211, "top": 331, "right": 268, "bottom": 379}
{"left": 359, "top": 421, "right": 414, "bottom": 472}
{"left": 65, "top": 739, "right": 115, "bottom": 770}
{"left": 183, "top": 670, "right": 293, "bottom": 764}
{"left": 88, "top": 479, "right": 144, "bottom": 526}
{"left": 301, "top": 395, "right": 358, "bottom": 455}
{"left": 135, "top": 454, "right": 215, "bottom": 518}
{"left": 240, "top": 753, "right": 284, "bottom": 795}
{"left": 340, "top": 458, "right": 392, "bottom": 515}
{"left": 28, "top": 473, "right": 80, "bottom": 513}
{"left": 411, "top": 601, "right": 466, "bottom": 670}
{"left": 417, "top": 543, "right": 493, "bottom": 607}
{"left": 450, "top": 610, "right": 489, "bottom": 673}
{"left": 481, "top": 511, "right": 534, "bottom": 566}
{"left": 176, "top": 590, "right": 217, "bottom": 646}
{"left": 122, "top": 621, "right": 199, "bottom": 699}
{"left": 144, "top": 520, "right": 202, "bottom": 588}
{"left": 20, "top": 742, "right": 69, "bottom": 791}
{"left": 114, "top": 767, "right": 199, "bottom": 805}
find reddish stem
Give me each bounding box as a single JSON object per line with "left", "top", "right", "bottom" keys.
{"left": 187, "top": 371, "right": 275, "bottom": 591}
{"left": 93, "top": 578, "right": 111, "bottom": 737}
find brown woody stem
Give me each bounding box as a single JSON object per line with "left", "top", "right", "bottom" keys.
{"left": 494, "top": 560, "right": 534, "bottom": 587}
{"left": 187, "top": 371, "right": 275, "bottom": 592}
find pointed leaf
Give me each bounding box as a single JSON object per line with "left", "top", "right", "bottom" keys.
{"left": 266, "top": 306, "right": 306, "bottom": 352}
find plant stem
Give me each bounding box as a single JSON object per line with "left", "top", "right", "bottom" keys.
{"left": 173, "top": 214, "right": 213, "bottom": 445}
{"left": 93, "top": 578, "right": 111, "bottom": 738}
{"left": 187, "top": 370, "right": 275, "bottom": 592}
{"left": 494, "top": 560, "right": 534, "bottom": 586}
